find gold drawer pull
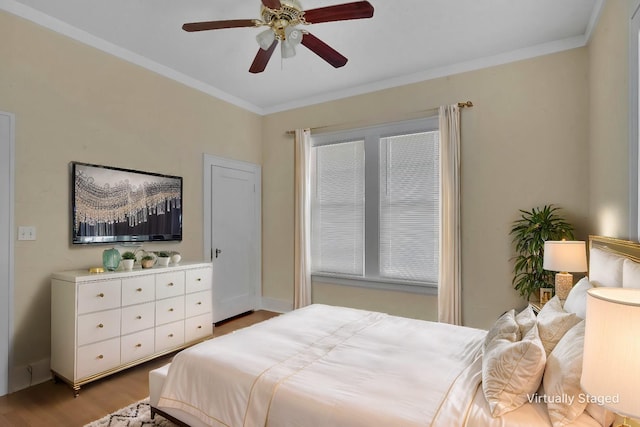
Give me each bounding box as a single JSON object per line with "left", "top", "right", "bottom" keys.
{"left": 97, "top": 293, "right": 104, "bottom": 298}
{"left": 168, "top": 333, "right": 174, "bottom": 338}
{"left": 196, "top": 278, "right": 202, "bottom": 282}
{"left": 136, "top": 316, "right": 142, "bottom": 320}
{"left": 135, "top": 343, "right": 142, "bottom": 348}
{"left": 97, "top": 355, "right": 104, "bottom": 359}
{"left": 168, "top": 282, "right": 174, "bottom": 287}
{"left": 197, "top": 325, "right": 202, "bottom": 329}
{"left": 197, "top": 302, "right": 202, "bottom": 305}
{"left": 169, "top": 308, "right": 174, "bottom": 312}
{"left": 136, "top": 288, "right": 142, "bottom": 292}
{"left": 97, "top": 323, "right": 104, "bottom": 328}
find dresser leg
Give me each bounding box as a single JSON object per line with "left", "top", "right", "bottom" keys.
{"left": 73, "top": 385, "right": 80, "bottom": 398}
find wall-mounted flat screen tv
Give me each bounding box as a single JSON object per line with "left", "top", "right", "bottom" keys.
{"left": 71, "top": 162, "right": 182, "bottom": 244}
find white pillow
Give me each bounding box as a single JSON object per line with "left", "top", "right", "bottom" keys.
{"left": 589, "top": 247, "right": 624, "bottom": 287}
{"left": 543, "top": 321, "right": 587, "bottom": 427}
{"left": 622, "top": 258, "right": 640, "bottom": 289}
{"left": 516, "top": 305, "right": 536, "bottom": 336}
{"left": 563, "top": 277, "right": 592, "bottom": 319}
{"left": 482, "top": 324, "right": 546, "bottom": 417}
{"left": 536, "top": 296, "right": 581, "bottom": 356}
{"left": 483, "top": 309, "right": 520, "bottom": 352}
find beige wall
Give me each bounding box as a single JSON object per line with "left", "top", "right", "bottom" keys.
{"left": 0, "top": 11, "right": 262, "bottom": 378}
{"left": 588, "top": 0, "right": 631, "bottom": 239}
{"left": 263, "top": 49, "right": 590, "bottom": 329}
{"left": 2, "top": 0, "right": 632, "bottom": 390}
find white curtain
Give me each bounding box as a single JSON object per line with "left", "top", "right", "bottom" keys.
{"left": 438, "top": 105, "right": 462, "bottom": 325}
{"left": 294, "top": 128, "right": 312, "bottom": 309}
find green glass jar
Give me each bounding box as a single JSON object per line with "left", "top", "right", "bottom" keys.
{"left": 102, "top": 248, "right": 121, "bottom": 271}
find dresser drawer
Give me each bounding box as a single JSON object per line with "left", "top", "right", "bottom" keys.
{"left": 121, "top": 275, "right": 155, "bottom": 306}
{"left": 185, "top": 313, "right": 213, "bottom": 343}
{"left": 121, "top": 328, "right": 155, "bottom": 364}
{"left": 156, "top": 296, "right": 185, "bottom": 326}
{"left": 77, "top": 337, "right": 120, "bottom": 380}
{"left": 156, "top": 271, "right": 185, "bottom": 299}
{"left": 155, "top": 320, "right": 185, "bottom": 352}
{"left": 121, "top": 302, "right": 155, "bottom": 335}
{"left": 185, "top": 268, "right": 212, "bottom": 294}
{"left": 77, "top": 309, "right": 121, "bottom": 346}
{"left": 185, "top": 291, "right": 211, "bottom": 318}
{"left": 78, "top": 280, "right": 121, "bottom": 314}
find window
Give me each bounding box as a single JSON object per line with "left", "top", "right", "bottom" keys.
{"left": 310, "top": 118, "right": 439, "bottom": 291}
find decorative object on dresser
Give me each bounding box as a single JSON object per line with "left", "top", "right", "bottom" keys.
{"left": 581, "top": 287, "right": 640, "bottom": 427}
{"left": 509, "top": 204, "right": 574, "bottom": 301}
{"left": 102, "top": 247, "right": 121, "bottom": 271}
{"left": 141, "top": 255, "right": 156, "bottom": 269}
{"left": 121, "top": 251, "right": 137, "bottom": 271}
{"left": 51, "top": 262, "right": 213, "bottom": 396}
{"left": 170, "top": 252, "right": 181, "bottom": 265}
{"left": 156, "top": 252, "right": 171, "bottom": 267}
{"left": 543, "top": 240, "right": 588, "bottom": 300}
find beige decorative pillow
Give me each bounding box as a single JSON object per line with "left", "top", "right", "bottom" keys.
{"left": 537, "top": 296, "right": 581, "bottom": 355}
{"left": 543, "top": 321, "right": 587, "bottom": 427}
{"left": 482, "top": 324, "right": 546, "bottom": 417}
{"left": 516, "top": 305, "right": 536, "bottom": 336}
{"left": 483, "top": 309, "right": 520, "bottom": 352}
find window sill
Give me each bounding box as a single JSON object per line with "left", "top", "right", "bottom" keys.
{"left": 311, "top": 274, "right": 438, "bottom": 296}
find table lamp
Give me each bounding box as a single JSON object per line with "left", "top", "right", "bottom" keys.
{"left": 581, "top": 288, "right": 640, "bottom": 427}
{"left": 543, "top": 240, "right": 588, "bottom": 300}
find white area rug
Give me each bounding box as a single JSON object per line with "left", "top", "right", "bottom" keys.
{"left": 84, "top": 398, "right": 177, "bottom": 427}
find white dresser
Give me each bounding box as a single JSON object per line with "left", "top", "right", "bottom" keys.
{"left": 51, "top": 262, "right": 213, "bottom": 395}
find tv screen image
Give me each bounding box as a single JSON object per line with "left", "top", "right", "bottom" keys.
{"left": 72, "top": 162, "right": 183, "bottom": 244}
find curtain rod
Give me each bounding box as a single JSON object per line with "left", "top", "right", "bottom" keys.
{"left": 286, "top": 101, "right": 473, "bottom": 135}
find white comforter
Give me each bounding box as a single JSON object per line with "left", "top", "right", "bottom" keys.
{"left": 158, "top": 304, "right": 487, "bottom": 427}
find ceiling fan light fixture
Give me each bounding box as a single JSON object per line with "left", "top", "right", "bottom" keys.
{"left": 284, "top": 26, "right": 303, "bottom": 46}
{"left": 256, "top": 29, "right": 276, "bottom": 50}
{"left": 281, "top": 39, "right": 297, "bottom": 58}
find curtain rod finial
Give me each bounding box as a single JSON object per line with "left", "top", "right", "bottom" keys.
{"left": 457, "top": 101, "right": 473, "bottom": 108}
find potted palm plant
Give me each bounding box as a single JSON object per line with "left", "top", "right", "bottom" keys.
{"left": 509, "top": 204, "right": 574, "bottom": 301}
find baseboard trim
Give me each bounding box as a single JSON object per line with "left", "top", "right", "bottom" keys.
{"left": 260, "top": 297, "right": 292, "bottom": 314}
{"left": 10, "top": 357, "right": 51, "bottom": 392}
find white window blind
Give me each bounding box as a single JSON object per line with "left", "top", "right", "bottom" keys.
{"left": 379, "top": 131, "right": 439, "bottom": 282}
{"left": 311, "top": 140, "right": 365, "bottom": 276}
{"left": 310, "top": 117, "right": 439, "bottom": 290}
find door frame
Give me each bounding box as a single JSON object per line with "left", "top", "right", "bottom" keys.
{"left": 203, "top": 154, "right": 262, "bottom": 306}
{"left": 0, "top": 111, "right": 15, "bottom": 396}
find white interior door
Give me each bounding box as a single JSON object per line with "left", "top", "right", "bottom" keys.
{"left": 0, "top": 112, "right": 14, "bottom": 396}
{"left": 204, "top": 156, "right": 261, "bottom": 323}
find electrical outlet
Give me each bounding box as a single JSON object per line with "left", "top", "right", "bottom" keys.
{"left": 18, "top": 226, "right": 36, "bottom": 241}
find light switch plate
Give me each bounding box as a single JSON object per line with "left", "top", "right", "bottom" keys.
{"left": 18, "top": 226, "right": 36, "bottom": 241}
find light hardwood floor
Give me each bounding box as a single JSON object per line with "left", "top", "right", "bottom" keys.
{"left": 0, "top": 310, "right": 279, "bottom": 427}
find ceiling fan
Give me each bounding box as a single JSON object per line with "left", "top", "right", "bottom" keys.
{"left": 182, "top": 0, "right": 374, "bottom": 73}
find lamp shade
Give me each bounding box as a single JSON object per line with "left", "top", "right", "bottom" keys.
{"left": 581, "top": 288, "right": 640, "bottom": 419}
{"left": 256, "top": 29, "right": 276, "bottom": 51}
{"left": 543, "top": 241, "right": 588, "bottom": 273}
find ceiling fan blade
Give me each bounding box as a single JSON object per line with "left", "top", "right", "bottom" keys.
{"left": 301, "top": 32, "right": 347, "bottom": 68}
{"left": 182, "top": 19, "right": 258, "bottom": 32}
{"left": 303, "top": 1, "right": 374, "bottom": 24}
{"left": 249, "top": 39, "right": 278, "bottom": 73}
{"left": 261, "top": 0, "right": 282, "bottom": 10}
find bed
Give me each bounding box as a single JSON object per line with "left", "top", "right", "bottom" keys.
{"left": 149, "top": 235, "right": 635, "bottom": 427}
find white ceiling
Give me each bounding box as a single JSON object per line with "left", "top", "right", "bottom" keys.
{"left": 3, "top": 0, "right": 603, "bottom": 115}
